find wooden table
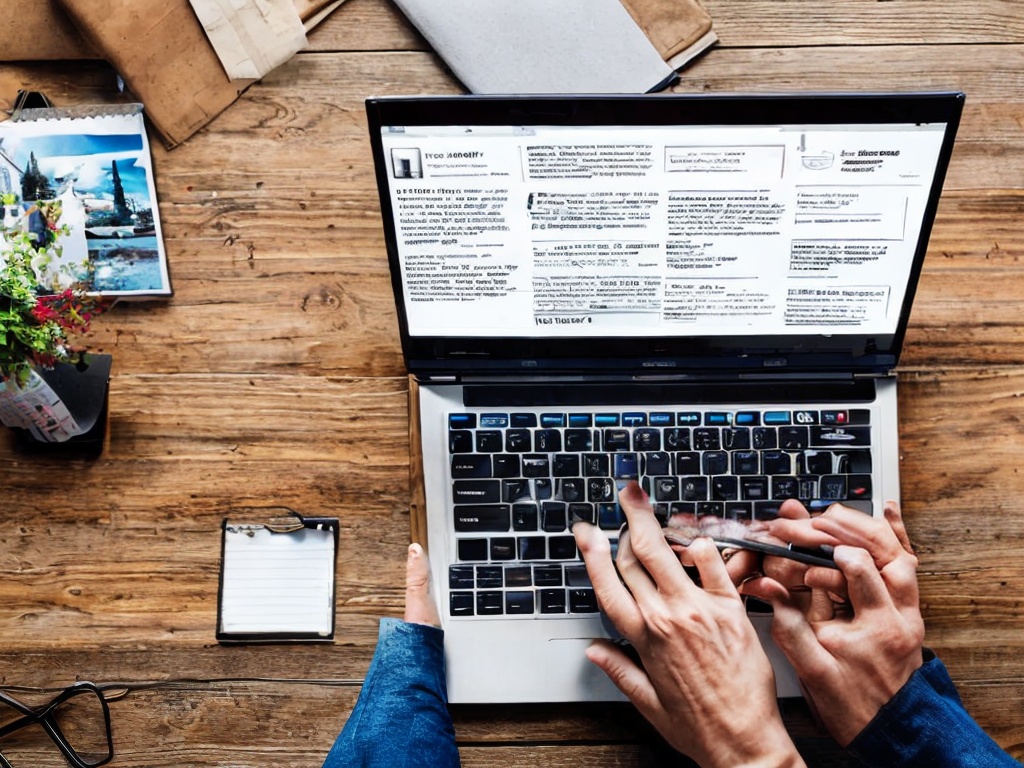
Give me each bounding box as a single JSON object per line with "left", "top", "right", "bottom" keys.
{"left": 2, "top": 1, "right": 1023, "bottom": 765}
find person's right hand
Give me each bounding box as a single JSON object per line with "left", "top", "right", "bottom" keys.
{"left": 741, "top": 501, "right": 925, "bottom": 746}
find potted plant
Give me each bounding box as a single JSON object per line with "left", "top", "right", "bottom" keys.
{"left": 0, "top": 194, "right": 111, "bottom": 455}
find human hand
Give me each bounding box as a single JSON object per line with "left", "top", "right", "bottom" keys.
{"left": 573, "top": 482, "right": 806, "bottom": 768}
{"left": 741, "top": 501, "right": 924, "bottom": 746}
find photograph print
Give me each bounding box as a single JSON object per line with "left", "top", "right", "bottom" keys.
{"left": 0, "top": 108, "right": 171, "bottom": 297}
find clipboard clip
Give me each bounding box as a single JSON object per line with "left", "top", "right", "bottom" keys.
{"left": 224, "top": 506, "right": 308, "bottom": 536}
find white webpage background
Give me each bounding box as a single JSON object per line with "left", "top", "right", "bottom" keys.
{"left": 380, "top": 123, "right": 946, "bottom": 338}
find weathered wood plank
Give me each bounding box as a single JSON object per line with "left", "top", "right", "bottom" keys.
{"left": 306, "top": 0, "right": 1024, "bottom": 53}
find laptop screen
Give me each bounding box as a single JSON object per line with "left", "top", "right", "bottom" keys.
{"left": 367, "top": 93, "right": 963, "bottom": 375}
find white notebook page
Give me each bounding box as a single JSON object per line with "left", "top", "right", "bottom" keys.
{"left": 220, "top": 525, "right": 335, "bottom": 636}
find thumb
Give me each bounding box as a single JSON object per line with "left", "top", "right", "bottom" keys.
{"left": 586, "top": 640, "right": 665, "bottom": 722}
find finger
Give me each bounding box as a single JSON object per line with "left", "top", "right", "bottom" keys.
{"left": 777, "top": 498, "right": 812, "bottom": 520}
{"left": 832, "top": 545, "right": 896, "bottom": 615}
{"left": 765, "top": 592, "right": 836, "bottom": 682}
{"left": 585, "top": 640, "right": 665, "bottom": 722}
{"left": 763, "top": 554, "right": 812, "bottom": 591}
{"left": 723, "top": 548, "right": 760, "bottom": 587}
{"left": 803, "top": 565, "right": 849, "bottom": 599}
{"left": 766, "top": 517, "right": 841, "bottom": 549}
{"left": 574, "top": 521, "right": 646, "bottom": 639}
{"left": 811, "top": 505, "right": 906, "bottom": 568}
{"left": 883, "top": 501, "right": 915, "bottom": 556}
{"left": 737, "top": 574, "right": 791, "bottom": 604}
{"left": 614, "top": 528, "right": 662, "bottom": 606}
{"left": 618, "top": 481, "right": 694, "bottom": 597}
{"left": 689, "top": 537, "right": 739, "bottom": 597}
{"left": 806, "top": 587, "right": 835, "bottom": 623}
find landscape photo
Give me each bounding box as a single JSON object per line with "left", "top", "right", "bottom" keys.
{"left": 0, "top": 110, "right": 171, "bottom": 297}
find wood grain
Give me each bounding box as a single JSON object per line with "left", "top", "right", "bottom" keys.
{"left": 3, "top": 0, "right": 1024, "bottom": 764}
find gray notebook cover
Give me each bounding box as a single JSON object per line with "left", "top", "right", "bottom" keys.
{"left": 394, "top": 0, "right": 677, "bottom": 94}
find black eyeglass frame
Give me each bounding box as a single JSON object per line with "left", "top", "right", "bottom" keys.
{"left": 0, "top": 682, "right": 113, "bottom": 768}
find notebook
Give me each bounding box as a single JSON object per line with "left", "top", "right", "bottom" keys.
{"left": 216, "top": 509, "right": 338, "bottom": 643}
{"left": 365, "top": 92, "right": 964, "bottom": 703}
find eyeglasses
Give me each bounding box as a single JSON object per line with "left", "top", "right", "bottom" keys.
{"left": 0, "top": 682, "right": 113, "bottom": 768}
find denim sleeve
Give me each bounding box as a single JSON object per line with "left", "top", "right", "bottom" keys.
{"left": 322, "top": 618, "right": 460, "bottom": 768}
{"left": 848, "top": 650, "right": 1021, "bottom": 767}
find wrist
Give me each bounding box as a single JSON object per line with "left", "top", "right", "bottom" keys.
{"left": 706, "top": 726, "right": 806, "bottom": 768}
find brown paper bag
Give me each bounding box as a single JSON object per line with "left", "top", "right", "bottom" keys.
{"left": 0, "top": 0, "right": 96, "bottom": 60}
{"left": 619, "top": 0, "right": 717, "bottom": 69}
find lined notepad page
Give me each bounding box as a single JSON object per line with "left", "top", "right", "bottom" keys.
{"left": 220, "top": 525, "right": 335, "bottom": 636}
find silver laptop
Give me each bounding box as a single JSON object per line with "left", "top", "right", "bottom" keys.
{"left": 366, "top": 92, "right": 963, "bottom": 703}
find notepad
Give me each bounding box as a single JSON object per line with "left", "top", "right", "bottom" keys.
{"left": 216, "top": 512, "right": 338, "bottom": 642}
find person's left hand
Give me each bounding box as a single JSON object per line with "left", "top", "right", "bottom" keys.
{"left": 573, "top": 482, "right": 806, "bottom": 768}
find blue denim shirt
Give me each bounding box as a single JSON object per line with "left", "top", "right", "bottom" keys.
{"left": 849, "top": 650, "right": 1021, "bottom": 767}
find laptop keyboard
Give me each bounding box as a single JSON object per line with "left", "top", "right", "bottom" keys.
{"left": 446, "top": 408, "right": 872, "bottom": 619}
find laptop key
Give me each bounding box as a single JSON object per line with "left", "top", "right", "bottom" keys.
{"left": 535, "top": 429, "right": 562, "bottom": 452}
{"left": 451, "top": 454, "right": 491, "bottom": 478}
{"left": 702, "top": 451, "right": 728, "bottom": 475}
{"left": 457, "top": 538, "right": 488, "bottom": 561}
{"left": 569, "top": 502, "right": 597, "bottom": 526}
{"left": 565, "top": 565, "right": 592, "bottom": 587}
{"left": 512, "top": 503, "right": 539, "bottom": 531}
{"left": 490, "top": 538, "right": 516, "bottom": 560}
{"left": 613, "top": 453, "right": 639, "bottom": 479}
{"left": 449, "top": 565, "right": 475, "bottom": 589}
{"left": 542, "top": 502, "right": 567, "bottom": 532}
{"left": 476, "top": 431, "right": 503, "bottom": 452}
{"left": 449, "top": 430, "right": 473, "bottom": 453}
{"left": 476, "top": 591, "right": 503, "bottom": 616}
{"left": 552, "top": 454, "right": 581, "bottom": 477}
{"left": 604, "top": 429, "right": 631, "bottom": 451}
{"left": 598, "top": 502, "right": 624, "bottom": 530}
{"left": 505, "top": 429, "right": 532, "bottom": 453}
{"left": 476, "top": 566, "right": 503, "bottom": 588}
{"left": 680, "top": 476, "right": 708, "bottom": 501}
{"left": 664, "top": 428, "right": 691, "bottom": 450}
{"left": 505, "top": 566, "right": 532, "bottom": 587}
{"left": 534, "top": 564, "right": 563, "bottom": 586}
{"left": 653, "top": 476, "right": 679, "bottom": 502}
{"left": 752, "top": 427, "right": 777, "bottom": 450}
{"left": 583, "top": 453, "right": 610, "bottom": 477}
{"left": 549, "top": 536, "right": 578, "bottom": 559}
{"left": 557, "top": 478, "right": 586, "bottom": 502}
{"left": 493, "top": 455, "right": 521, "bottom": 478}
{"left": 454, "top": 503, "right": 509, "bottom": 532}
{"left": 569, "top": 588, "right": 599, "bottom": 613}
{"left": 779, "top": 427, "right": 809, "bottom": 449}
{"left": 522, "top": 454, "right": 550, "bottom": 477}
{"left": 642, "top": 451, "right": 671, "bottom": 476}
{"left": 811, "top": 426, "right": 871, "bottom": 447}
{"left": 634, "top": 428, "right": 660, "bottom": 451}
{"left": 539, "top": 589, "right": 567, "bottom": 613}
{"left": 450, "top": 592, "right": 474, "bottom": 617}
{"left": 456, "top": 481, "right": 503, "bottom": 505}
{"left": 502, "top": 479, "right": 531, "bottom": 503}
{"left": 693, "top": 428, "right": 720, "bottom": 450}
{"left": 848, "top": 474, "right": 872, "bottom": 499}
{"left": 712, "top": 476, "right": 738, "bottom": 501}
{"left": 518, "top": 536, "right": 547, "bottom": 560}
{"left": 505, "top": 591, "right": 535, "bottom": 615}
{"left": 565, "top": 429, "right": 593, "bottom": 451}
{"left": 587, "top": 478, "right": 615, "bottom": 503}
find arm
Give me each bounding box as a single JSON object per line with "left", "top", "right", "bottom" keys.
{"left": 573, "top": 482, "right": 806, "bottom": 768}
{"left": 848, "top": 650, "right": 1022, "bottom": 768}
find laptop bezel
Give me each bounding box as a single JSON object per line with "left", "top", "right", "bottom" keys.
{"left": 366, "top": 91, "right": 964, "bottom": 378}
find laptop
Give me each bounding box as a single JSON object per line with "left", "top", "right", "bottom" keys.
{"left": 365, "top": 92, "right": 964, "bottom": 703}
